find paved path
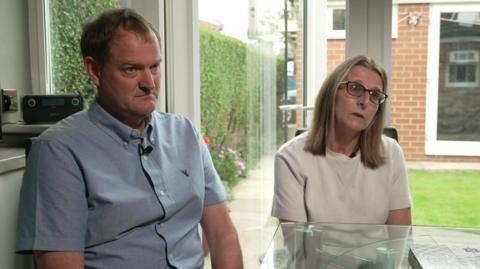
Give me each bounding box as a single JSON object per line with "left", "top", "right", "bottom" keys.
{"left": 204, "top": 156, "right": 277, "bottom": 268}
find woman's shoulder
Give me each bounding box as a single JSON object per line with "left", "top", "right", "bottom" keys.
{"left": 381, "top": 135, "right": 402, "bottom": 151}
{"left": 275, "top": 132, "right": 320, "bottom": 175}
{"left": 277, "top": 132, "right": 309, "bottom": 157}
{"left": 381, "top": 134, "right": 405, "bottom": 162}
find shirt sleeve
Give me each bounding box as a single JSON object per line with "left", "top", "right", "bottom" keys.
{"left": 16, "top": 138, "right": 88, "bottom": 253}
{"left": 271, "top": 152, "right": 308, "bottom": 222}
{"left": 388, "top": 140, "right": 413, "bottom": 210}
{"left": 187, "top": 123, "right": 226, "bottom": 207}
{"left": 201, "top": 140, "right": 227, "bottom": 206}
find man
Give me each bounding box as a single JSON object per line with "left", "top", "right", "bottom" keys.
{"left": 16, "top": 8, "right": 243, "bottom": 269}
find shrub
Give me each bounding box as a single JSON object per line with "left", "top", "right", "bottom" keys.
{"left": 204, "top": 136, "right": 246, "bottom": 188}
{"left": 50, "top": 0, "right": 120, "bottom": 104}
{"left": 200, "top": 27, "right": 280, "bottom": 180}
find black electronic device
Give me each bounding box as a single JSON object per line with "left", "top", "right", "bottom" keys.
{"left": 22, "top": 95, "right": 84, "bottom": 123}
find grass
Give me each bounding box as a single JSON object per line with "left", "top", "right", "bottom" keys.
{"left": 409, "top": 169, "right": 480, "bottom": 228}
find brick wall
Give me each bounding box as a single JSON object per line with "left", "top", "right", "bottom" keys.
{"left": 323, "top": 3, "right": 480, "bottom": 162}
{"left": 295, "top": 29, "right": 304, "bottom": 128}
{"left": 327, "top": 40, "right": 345, "bottom": 73}
{"left": 391, "top": 4, "right": 480, "bottom": 162}
{"left": 390, "top": 4, "right": 430, "bottom": 161}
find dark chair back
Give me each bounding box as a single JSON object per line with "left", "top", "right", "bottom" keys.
{"left": 295, "top": 128, "right": 308, "bottom": 137}
{"left": 382, "top": 127, "right": 398, "bottom": 141}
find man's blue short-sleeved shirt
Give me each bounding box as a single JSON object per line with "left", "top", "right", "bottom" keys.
{"left": 16, "top": 102, "right": 226, "bottom": 269}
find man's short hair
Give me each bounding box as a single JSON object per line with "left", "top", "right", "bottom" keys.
{"left": 80, "top": 8, "right": 161, "bottom": 66}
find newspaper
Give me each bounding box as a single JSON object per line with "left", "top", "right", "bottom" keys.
{"left": 409, "top": 243, "right": 480, "bottom": 269}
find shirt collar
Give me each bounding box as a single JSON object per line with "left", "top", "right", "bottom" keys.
{"left": 130, "top": 117, "right": 155, "bottom": 145}
{"left": 88, "top": 101, "right": 155, "bottom": 145}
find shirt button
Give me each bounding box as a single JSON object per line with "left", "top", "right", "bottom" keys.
{"left": 168, "top": 254, "right": 174, "bottom": 260}
{"left": 143, "top": 155, "right": 148, "bottom": 160}
{"left": 123, "top": 141, "right": 128, "bottom": 148}
{"left": 160, "top": 222, "right": 165, "bottom": 227}
{"left": 159, "top": 190, "right": 165, "bottom": 196}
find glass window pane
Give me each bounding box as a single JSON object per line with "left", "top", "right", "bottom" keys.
{"left": 437, "top": 11, "right": 480, "bottom": 141}
{"left": 332, "top": 9, "right": 346, "bottom": 30}
{"left": 198, "top": 0, "right": 304, "bottom": 267}
{"left": 286, "top": 0, "right": 304, "bottom": 139}
{"left": 49, "top": 0, "right": 120, "bottom": 103}
{"left": 326, "top": 1, "right": 346, "bottom": 72}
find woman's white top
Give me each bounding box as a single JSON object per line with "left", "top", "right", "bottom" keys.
{"left": 271, "top": 132, "right": 412, "bottom": 224}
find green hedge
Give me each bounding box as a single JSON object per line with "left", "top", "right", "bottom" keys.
{"left": 200, "top": 27, "right": 283, "bottom": 187}
{"left": 50, "top": 0, "right": 120, "bottom": 102}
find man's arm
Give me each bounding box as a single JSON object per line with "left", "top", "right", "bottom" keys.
{"left": 386, "top": 208, "right": 411, "bottom": 225}
{"left": 35, "top": 251, "right": 84, "bottom": 269}
{"left": 201, "top": 203, "right": 243, "bottom": 269}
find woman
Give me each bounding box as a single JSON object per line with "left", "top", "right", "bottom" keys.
{"left": 271, "top": 55, "right": 412, "bottom": 225}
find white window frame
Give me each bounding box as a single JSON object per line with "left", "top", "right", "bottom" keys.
{"left": 305, "top": 0, "right": 328, "bottom": 108}
{"left": 326, "top": 3, "right": 398, "bottom": 39}
{"left": 445, "top": 50, "right": 480, "bottom": 88}
{"left": 28, "top": 0, "right": 51, "bottom": 95}
{"left": 425, "top": 3, "right": 480, "bottom": 156}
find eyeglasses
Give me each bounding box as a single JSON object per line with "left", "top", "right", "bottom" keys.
{"left": 340, "top": 81, "right": 388, "bottom": 105}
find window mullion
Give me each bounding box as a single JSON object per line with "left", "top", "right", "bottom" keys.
{"left": 28, "top": 0, "right": 51, "bottom": 95}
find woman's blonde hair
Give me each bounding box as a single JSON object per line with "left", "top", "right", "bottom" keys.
{"left": 304, "top": 55, "right": 388, "bottom": 169}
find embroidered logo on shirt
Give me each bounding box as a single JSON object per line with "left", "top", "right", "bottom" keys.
{"left": 181, "top": 169, "right": 189, "bottom": 177}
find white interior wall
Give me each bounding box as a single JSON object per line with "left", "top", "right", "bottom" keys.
{"left": 346, "top": 0, "right": 393, "bottom": 125}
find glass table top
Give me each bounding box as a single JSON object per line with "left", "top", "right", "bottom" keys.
{"left": 259, "top": 223, "right": 480, "bottom": 269}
